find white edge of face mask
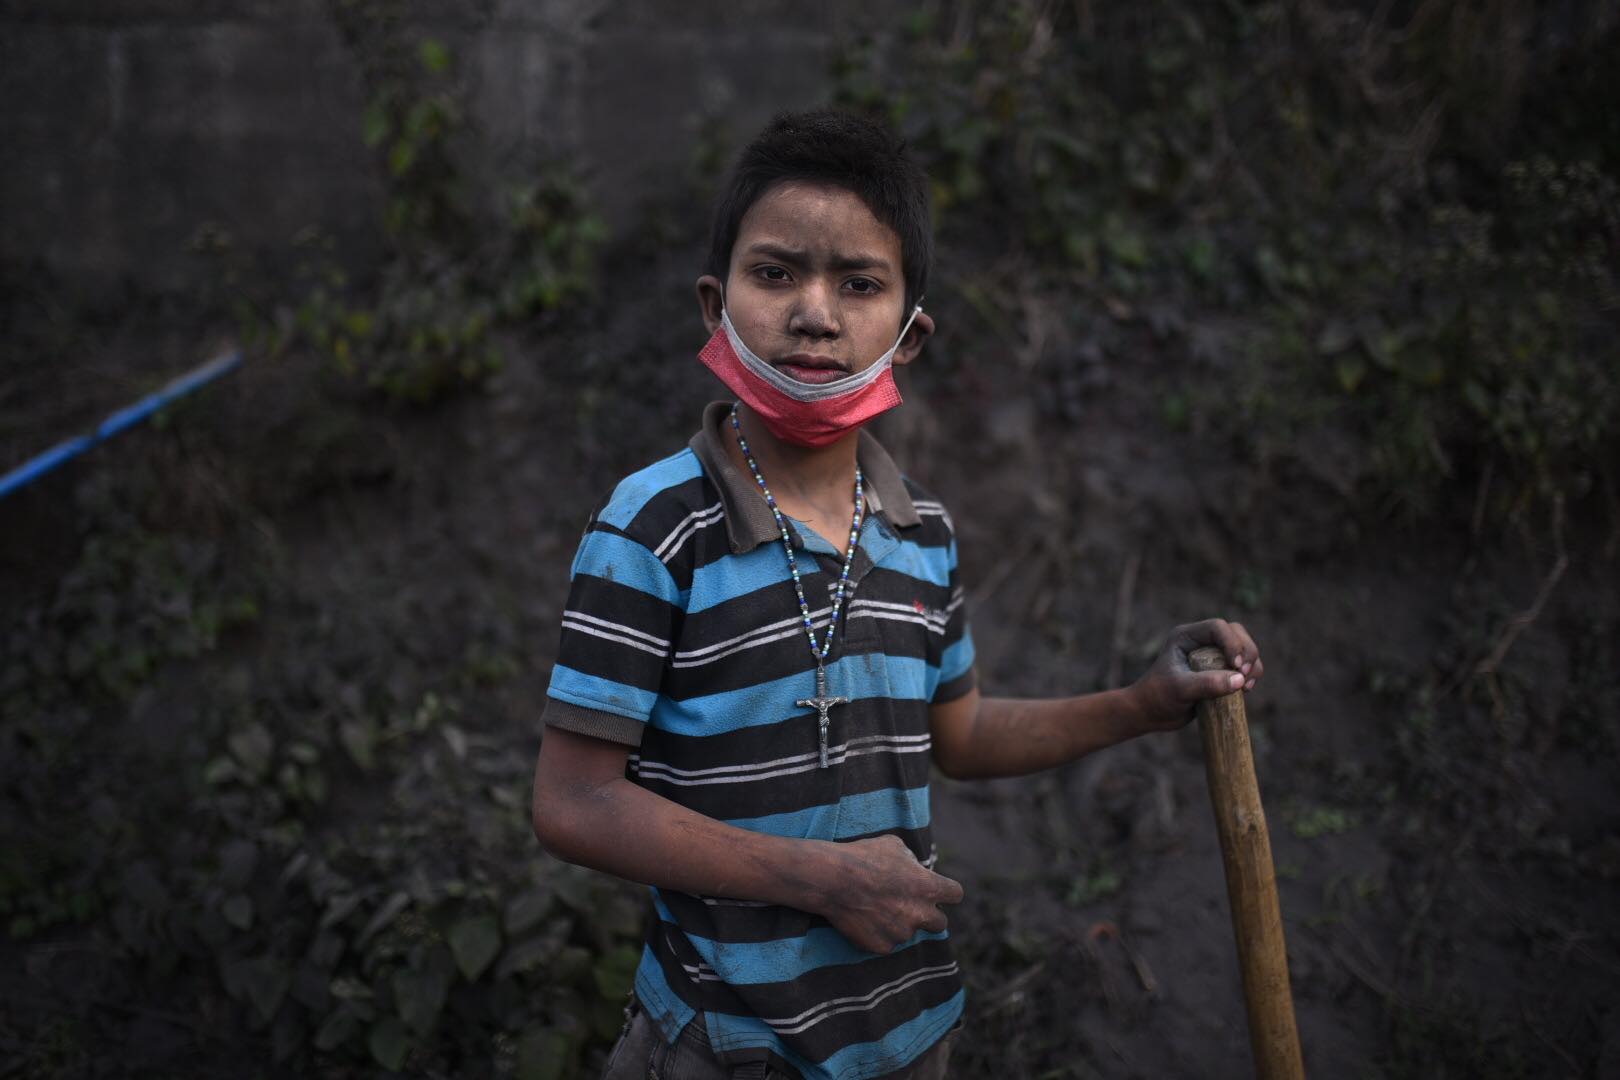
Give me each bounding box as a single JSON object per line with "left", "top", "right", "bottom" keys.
{"left": 718, "top": 304, "right": 923, "bottom": 404}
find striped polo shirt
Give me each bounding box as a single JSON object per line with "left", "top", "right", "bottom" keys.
{"left": 542, "top": 401, "right": 976, "bottom": 1080}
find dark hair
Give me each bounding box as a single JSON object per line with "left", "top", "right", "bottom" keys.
{"left": 705, "top": 108, "right": 933, "bottom": 313}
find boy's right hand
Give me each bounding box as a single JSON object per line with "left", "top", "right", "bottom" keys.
{"left": 817, "top": 835, "right": 965, "bottom": 955}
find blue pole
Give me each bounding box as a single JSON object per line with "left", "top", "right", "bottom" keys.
{"left": 0, "top": 349, "right": 243, "bottom": 501}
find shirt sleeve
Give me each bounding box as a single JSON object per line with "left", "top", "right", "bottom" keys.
{"left": 930, "top": 532, "right": 977, "bottom": 704}
{"left": 542, "top": 513, "right": 683, "bottom": 746}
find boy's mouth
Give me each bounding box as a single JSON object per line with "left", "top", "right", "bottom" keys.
{"left": 772, "top": 354, "right": 851, "bottom": 385}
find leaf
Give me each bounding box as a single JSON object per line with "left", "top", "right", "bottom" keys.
{"left": 594, "top": 892, "right": 646, "bottom": 942}
{"left": 1066, "top": 866, "right": 1124, "bottom": 906}
{"left": 550, "top": 945, "right": 591, "bottom": 987}
{"left": 195, "top": 907, "right": 229, "bottom": 950}
{"left": 266, "top": 1011, "right": 303, "bottom": 1065}
{"left": 368, "top": 1016, "right": 410, "bottom": 1071}
{"left": 279, "top": 851, "right": 309, "bottom": 886}
{"left": 1290, "top": 804, "right": 1357, "bottom": 839}
{"left": 330, "top": 976, "right": 375, "bottom": 1003}
{"left": 202, "top": 755, "right": 238, "bottom": 785}
{"left": 589, "top": 995, "right": 625, "bottom": 1040}
{"left": 419, "top": 38, "right": 450, "bottom": 74}
{"left": 392, "top": 967, "right": 448, "bottom": 1036}
{"left": 495, "top": 935, "right": 557, "bottom": 980}
{"left": 388, "top": 140, "right": 417, "bottom": 178}
{"left": 315, "top": 1008, "right": 358, "bottom": 1052}
{"left": 124, "top": 861, "right": 169, "bottom": 911}
{"left": 1160, "top": 392, "right": 1190, "bottom": 432}
{"left": 441, "top": 723, "right": 467, "bottom": 760}
{"left": 339, "top": 719, "right": 375, "bottom": 771}
{"left": 590, "top": 943, "right": 640, "bottom": 1001}
{"left": 503, "top": 888, "right": 552, "bottom": 937}
{"left": 218, "top": 839, "right": 258, "bottom": 890}
{"left": 1102, "top": 215, "right": 1148, "bottom": 269}
{"left": 307, "top": 931, "right": 345, "bottom": 972}
{"left": 361, "top": 103, "right": 390, "bottom": 148}
{"left": 277, "top": 761, "right": 302, "bottom": 800}
{"left": 1182, "top": 234, "right": 1216, "bottom": 281}
{"left": 227, "top": 723, "right": 274, "bottom": 780}
{"left": 223, "top": 894, "right": 254, "bottom": 930}
{"left": 356, "top": 891, "right": 411, "bottom": 949}
{"left": 290, "top": 961, "right": 330, "bottom": 1011}
{"left": 344, "top": 309, "right": 374, "bottom": 339}
{"left": 319, "top": 892, "right": 363, "bottom": 931}
{"left": 550, "top": 868, "right": 594, "bottom": 914}
{"left": 487, "top": 784, "right": 523, "bottom": 810}
{"left": 517, "top": 1029, "right": 578, "bottom": 1080}
{"left": 1315, "top": 320, "right": 1355, "bottom": 355}
{"left": 238, "top": 956, "right": 291, "bottom": 1023}
{"left": 448, "top": 915, "right": 501, "bottom": 981}
{"left": 1335, "top": 354, "right": 1366, "bottom": 393}
{"left": 1401, "top": 347, "right": 1445, "bottom": 386}
{"left": 1365, "top": 330, "right": 1404, "bottom": 371}
{"left": 404, "top": 99, "right": 438, "bottom": 140}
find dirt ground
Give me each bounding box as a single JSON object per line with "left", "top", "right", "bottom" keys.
{"left": 3, "top": 232, "right": 1618, "bottom": 1078}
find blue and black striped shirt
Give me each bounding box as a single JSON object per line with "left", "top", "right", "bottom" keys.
{"left": 542, "top": 402, "right": 976, "bottom": 1079}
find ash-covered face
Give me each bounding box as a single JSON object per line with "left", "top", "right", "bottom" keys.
{"left": 697, "top": 181, "right": 933, "bottom": 384}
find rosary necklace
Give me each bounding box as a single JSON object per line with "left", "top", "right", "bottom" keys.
{"left": 730, "top": 402, "right": 862, "bottom": 768}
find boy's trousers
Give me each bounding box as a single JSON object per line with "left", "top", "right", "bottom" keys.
{"left": 600, "top": 995, "right": 960, "bottom": 1080}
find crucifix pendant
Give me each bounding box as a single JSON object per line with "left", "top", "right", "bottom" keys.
{"left": 797, "top": 663, "right": 849, "bottom": 768}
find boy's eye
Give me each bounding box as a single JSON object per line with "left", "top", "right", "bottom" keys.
{"left": 758, "top": 266, "right": 790, "bottom": 282}
{"left": 846, "top": 277, "right": 880, "bottom": 294}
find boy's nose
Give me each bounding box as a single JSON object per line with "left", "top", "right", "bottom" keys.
{"left": 788, "top": 281, "right": 841, "bottom": 338}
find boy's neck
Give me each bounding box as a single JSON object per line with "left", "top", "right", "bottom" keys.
{"left": 725, "top": 402, "right": 862, "bottom": 516}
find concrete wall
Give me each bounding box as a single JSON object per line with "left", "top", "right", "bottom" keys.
{"left": 0, "top": 0, "right": 884, "bottom": 294}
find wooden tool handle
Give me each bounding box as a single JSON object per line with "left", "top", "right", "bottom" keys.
{"left": 1190, "top": 645, "right": 1306, "bottom": 1080}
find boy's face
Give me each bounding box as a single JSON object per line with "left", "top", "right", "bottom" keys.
{"left": 697, "top": 181, "right": 933, "bottom": 385}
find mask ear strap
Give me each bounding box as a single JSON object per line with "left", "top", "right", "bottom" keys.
{"left": 896, "top": 299, "right": 925, "bottom": 344}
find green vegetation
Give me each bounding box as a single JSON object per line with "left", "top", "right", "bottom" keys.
{"left": 1065, "top": 860, "right": 1124, "bottom": 907}
{"left": 1378, "top": 991, "right": 1531, "bottom": 1080}
{"left": 834, "top": 6, "right": 1618, "bottom": 1073}
{"left": 6, "top": 8, "right": 616, "bottom": 1055}
{"left": 1287, "top": 802, "right": 1357, "bottom": 840}
{"left": 1, "top": 459, "right": 644, "bottom": 1074}
{"left": 5, "top": 2, "right": 1617, "bottom": 1076}
{"left": 313, "top": 6, "right": 604, "bottom": 403}
{"left": 196, "top": 1, "right": 605, "bottom": 405}
{"left": 836, "top": 2, "right": 1619, "bottom": 525}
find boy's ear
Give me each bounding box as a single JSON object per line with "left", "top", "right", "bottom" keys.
{"left": 696, "top": 275, "right": 725, "bottom": 335}
{"left": 893, "top": 308, "right": 935, "bottom": 367}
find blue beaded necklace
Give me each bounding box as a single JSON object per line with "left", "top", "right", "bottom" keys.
{"left": 730, "top": 401, "right": 863, "bottom": 767}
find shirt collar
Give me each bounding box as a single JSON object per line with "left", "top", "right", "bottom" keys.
{"left": 688, "top": 400, "right": 921, "bottom": 554}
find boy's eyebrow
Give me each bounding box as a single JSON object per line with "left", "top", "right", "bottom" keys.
{"left": 742, "top": 242, "right": 895, "bottom": 274}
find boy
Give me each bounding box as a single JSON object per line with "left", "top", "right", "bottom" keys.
{"left": 531, "top": 109, "right": 1264, "bottom": 1079}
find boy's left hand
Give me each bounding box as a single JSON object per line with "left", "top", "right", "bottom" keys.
{"left": 1127, "top": 618, "right": 1263, "bottom": 734}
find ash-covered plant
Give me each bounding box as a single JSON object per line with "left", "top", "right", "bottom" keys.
{"left": 279, "top": 1, "right": 606, "bottom": 404}
{"left": 835, "top": 1, "right": 1620, "bottom": 527}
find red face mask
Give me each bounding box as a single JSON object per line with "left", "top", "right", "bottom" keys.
{"left": 698, "top": 304, "right": 923, "bottom": 448}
